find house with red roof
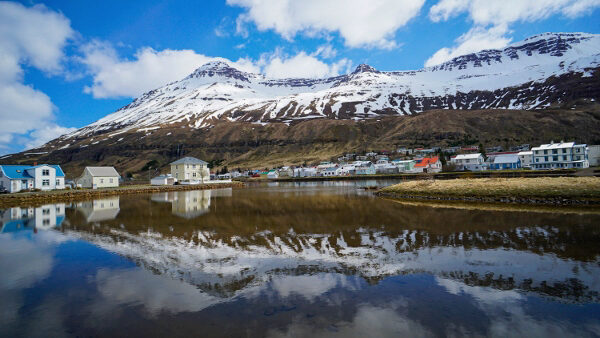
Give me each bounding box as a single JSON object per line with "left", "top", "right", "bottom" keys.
{"left": 413, "top": 157, "right": 442, "bottom": 173}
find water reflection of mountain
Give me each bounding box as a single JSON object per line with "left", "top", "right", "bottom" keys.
{"left": 0, "top": 204, "right": 66, "bottom": 233}
{"left": 77, "top": 197, "right": 120, "bottom": 222}
{"left": 64, "top": 191, "right": 600, "bottom": 303}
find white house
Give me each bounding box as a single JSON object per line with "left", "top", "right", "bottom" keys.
{"left": 77, "top": 197, "right": 120, "bottom": 222}
{"left": 531, "top": 141, "right": 589, "bottom": 170}
{"left": 170, "top": 157, "right": 210, "bottom": 183}
{"left": 322, "top": 166, "right": 343, "bottom": 176}
{"left": 517, "top": 151, "right": 533, "bottom": 168}
{"left": 0, "top": 164, "right": 66, "bottom": 193}
{"left": 451, "top": 153, "right": 486, "bottom": 171}
{"left": 1, "top": 203, "right": 66, "bottom": 233}
{"left": 77, "top": 167, "right": 120, "bottom": 189}
{"left": 491, "top": 154, "right": 521, "bottom": 170}
{"left": 294, "top": 167, "right": 318, "bottom": 177}
{"left": 267, "top": 170, "right": 279, "bottom": 179}
{"left": 151, "top": 174, "right": 176, "bottom": 186}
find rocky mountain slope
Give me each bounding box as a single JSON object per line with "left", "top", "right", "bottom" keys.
{"left": 3, "top": 32, "right": 600, "bottom": 175}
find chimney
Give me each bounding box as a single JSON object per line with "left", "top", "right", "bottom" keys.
{"left": 33, "top": 162, "right": 37, "bottom": 166}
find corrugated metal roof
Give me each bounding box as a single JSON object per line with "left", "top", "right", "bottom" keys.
{"left": 170, "top": 157, "right": 208, "bottom": 165}
{"left": 85, "top": 166, "right": 120, "bottom": 177}
{"left": 0, "top": 165, "right": 65, "bottom": 179}
{"left": 493, "top": 154, "right": 520, "bottom": 164}
{"left": 531, "top": 142, "right": 578, "bottom": 151}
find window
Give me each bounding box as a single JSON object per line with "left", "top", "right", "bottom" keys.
{"left": 100, "top": 179, "right": 104, "bottom": 183}
{"left": 42, "top": 169, "right": 50, "bottom": 176}
{"left": 193, "top": 173, "right": 196, "bottom": 177}
{"left": 43, "top": 219, "right": 50, "bottom": 226}
{"left": 576, "top": 148, "right": 581, "bottom": 153}
{"left": 193, "top": 165, "right": 196, "bottom": 169}
{"left": 42, "top": 179, "right": 50, "bottom": 186}
{"left": 544, "top": 150, "right": 547, "bottom": 154}
{"left": 535, "top": 158, "right": 539, "bottom": 163}
{"left": 553, "top": 156, "right": 558, "bottom": 161}
{"left": 562, "top": 149, "right": 566, "bottom": 153}
{"left": 544, "top": 156, "right": 548, "bottom": 162}
{"left": 42, "top": 208, "right": 50, "bottom": 215}
{"left": 552, "top": 149, "right": 557, "bottom": 154}
{"left": 56, "top": 179, "right": 60, "bottom": 186}
{"left": 109, "top": 178, "right": 113, "bottom": 183}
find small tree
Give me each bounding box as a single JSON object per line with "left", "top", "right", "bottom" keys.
{"left": 478, "top": 143, "right": 488, "bottom": 161}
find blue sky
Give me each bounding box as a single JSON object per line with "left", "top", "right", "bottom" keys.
{"left": 1, "top": 0, "right": 599, "bottom": 155}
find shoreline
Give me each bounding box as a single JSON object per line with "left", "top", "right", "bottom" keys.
{"left": 376, "top": 177, "right": 600, "bottom": 206}
{"left": 0, "top": 182, "right": 244, "bottom": 208}
{"left": 269, "top": 169, "right": 579, "bottom": 182}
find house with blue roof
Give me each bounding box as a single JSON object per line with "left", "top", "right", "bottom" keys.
{"left": 0, "top": 164, "right": 65, "bottom": 193}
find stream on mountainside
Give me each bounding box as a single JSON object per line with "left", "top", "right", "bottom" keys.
{"left": 1, "top": 180, "right": 599, "bottom": 337}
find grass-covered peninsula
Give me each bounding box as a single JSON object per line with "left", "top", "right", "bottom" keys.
{"left": 377, "top": 177, "right": 600, "bottom": 205}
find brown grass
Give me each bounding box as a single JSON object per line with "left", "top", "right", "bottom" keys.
{"left": 379, "top": 177, "right": 600, "bottom": 198}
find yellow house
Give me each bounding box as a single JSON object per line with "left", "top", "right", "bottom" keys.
{"left": 76, "top": 166, "right": 121, "bottom": 189}
{"left": 170, "top": 157, "right": 209, "bottom": 183}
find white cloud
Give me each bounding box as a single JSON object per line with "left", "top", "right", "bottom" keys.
{"left": 424, "top": 25, "right": 512, "bottom": 67}
{"left": 426, "top": 0, "right": 600, "bottom": 66}
{"left": 0, "top": 2, "right": 74, "bottom": 153}
{"left": 263, "top": 50, "right": 352, "bottom": 78}
{"left": 25, "top": 124, "right": 77, "bottom": 149}
{"left": 81, "top": 42, "right": 353, "bottom": 98}
{"left": 227, "top": 0, "right": 426, "bottom": 49}
{"left": 429, "top": 0, "right": 600, "bottom": 25}
{"left": 80, "top": 41, "right": 260, "bottom": 99}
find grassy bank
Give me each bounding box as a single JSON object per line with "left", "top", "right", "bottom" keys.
{"left": 0, "top": 182, "right": 244, "bottom": 208}
{"left": 377, "top": 177, "right": 600, "bottom": 205}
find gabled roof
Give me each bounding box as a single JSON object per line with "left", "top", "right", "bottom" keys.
{"left": 415, "top": 157, "right": 439, "bottom": 167}
{"left": 0, "top": 164, "right": 65, "bottom": 179}
{"left": 517, "top": 151, "right": 533, "bottom": 156}
{"left": 85, "top": 166, "right": 120, "bottom": 177}
{"left": 170, "top": 157, "right": 208, "bottom": 165}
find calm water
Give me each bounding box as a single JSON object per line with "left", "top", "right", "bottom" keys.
{"left": 1, "top": 180, "right": 600, "bottom": 337}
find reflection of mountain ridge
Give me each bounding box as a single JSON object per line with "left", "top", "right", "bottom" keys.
{"left": 66, "top": 225, "right": 600, "bottom": 303}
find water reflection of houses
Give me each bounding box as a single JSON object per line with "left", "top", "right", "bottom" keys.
{"left": 0, "top": 203, "right": 65, "bottom": 233}
{"left": 77, "top": 197, "right": 120, "bottom": 222}
{"left": 151, "top": 190, "right": 211, "bottom": 219}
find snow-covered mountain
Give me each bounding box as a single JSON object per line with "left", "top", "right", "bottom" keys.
{"left": 66, "top": 32, "right": 600, "bottom": 139}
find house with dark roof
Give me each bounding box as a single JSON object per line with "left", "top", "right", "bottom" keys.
{"left": 0, "top": 164, "right": 65, "bottom": 193}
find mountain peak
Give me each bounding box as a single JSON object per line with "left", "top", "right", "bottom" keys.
{"left": 186, "top": 61, "right": 251, "bottom": 82}
{"left": 352, "top": 64, "right": 378, "bottom": 74}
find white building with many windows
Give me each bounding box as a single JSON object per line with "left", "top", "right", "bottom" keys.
{"left": 531, "top": 141, "right": 589, "bottom": 170}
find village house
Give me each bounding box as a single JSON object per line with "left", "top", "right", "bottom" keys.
{"left": 531, "top": 141, "right": 589, "bottom": 170}
{"left": 267, "top": 170, "right": 279, "bottom": 179}
{"left": 322, "top": 166, "right": 343, "bottom": 177}
{"left": 294, "top": 167, "right": 318, "bottom": 177}
{"left": 0, "top": 164, "right": 66, "bottom": 193}
{"left": 391, "top": 160, "right": 416, "bottom": 172}
{"left": 413, "top": 157, "right": 442, "bottom": 173}
{"left": 77, "top": 167, "right": 121, "bottom": 189}
{"left": 518, "top": 151, "right": 533, "bottom": 168}
{"left": 365, "top": 152, "right": 378, "bottom": 158}
{"left": 278, "top": 167, "right": 294, "bottom": 177}
{"left": 77, "top": 197, "right": 120, "bottom": 222}
{"left": 355, "top": 162, "right": 376, "bottom": 175}
{"left": 170, "top": 157, "right": 210, "bottom": 183}
{"left": 451, "top": 153, "right": 486, "bottom": 171}
{"left": 151, "top": 174, "right": 176, "bottom": 186}
{"left": 491, "top": 154, "right": 521, "bottom": 170}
